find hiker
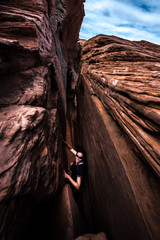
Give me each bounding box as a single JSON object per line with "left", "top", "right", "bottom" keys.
{"left": 63, "top": 141, "right": 85, "bottom": 190}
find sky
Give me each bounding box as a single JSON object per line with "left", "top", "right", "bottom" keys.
{"left": 79, "top": 0, "right": 160, "bottom": 45}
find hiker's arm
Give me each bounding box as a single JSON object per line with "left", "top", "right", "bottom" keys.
{"left": 64, "top": 171, "right": 81, "bottom": 190}
{"left": 70, "top": 148, "right": 77, "bottom": 156}
{"left": 62, "top": 140, "right": 77, "bottom": 156}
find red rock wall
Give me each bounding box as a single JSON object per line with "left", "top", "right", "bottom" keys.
{"left": 0, "top": 0, "right": 84, "bottom": 239}
{"left": 75, "top": 35, "right": 160, "bottom": 240}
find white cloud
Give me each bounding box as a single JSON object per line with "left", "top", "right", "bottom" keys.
{"left": 80, "top": 0, "right": 160, "bottom": 44}
{"left": 95, "top": 22, "right": 160, "bottom": 43}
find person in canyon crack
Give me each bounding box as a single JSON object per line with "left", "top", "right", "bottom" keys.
{"left": 63, "top": 141, "right": 86, "bottom": 191}
{"left": 63, "top": 141, "right": 87, "bottom": 219}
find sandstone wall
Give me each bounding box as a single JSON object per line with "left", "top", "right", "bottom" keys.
{"left": 0, "top": 0, "right": 84, "bottom": 239}
{"left": 76, "top": 35, "right": 160, "bottom": 240}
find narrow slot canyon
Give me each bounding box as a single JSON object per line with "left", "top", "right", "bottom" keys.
{"left": 1, "top": 1, "right": 160, "bottom": 240}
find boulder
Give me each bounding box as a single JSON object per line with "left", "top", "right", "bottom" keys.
{"left": 75, "top": 232, "right": 107, "bottom": 240}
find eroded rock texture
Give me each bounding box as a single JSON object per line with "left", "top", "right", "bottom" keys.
{"left": 0, "top": 0, "right": 84, "bottom": 239}
{"left": 75, "top": 35, "right": 160, "bottom": 240}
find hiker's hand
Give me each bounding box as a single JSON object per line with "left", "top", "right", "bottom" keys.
{"left": 64, "top": 170, "right": 70, "bottom": 179}
{"left": 70, "top": 161, "right": 74, "bottom": 167}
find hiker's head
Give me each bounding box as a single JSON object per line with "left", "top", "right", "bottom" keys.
{"left": 75, "top": 146, "right": 86, "bottom": 163}
{"left": 75, "top": 151, "right": 83, "bottom": 163}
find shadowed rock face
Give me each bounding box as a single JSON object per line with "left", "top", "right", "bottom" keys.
{"left": 0, "top": 0, "right": 84, "bottom": 239}
{"left": 75, "top": 35, "right": 160, "bottom": 240}
{"left": 50, "top": 184, "right": 83, "bottom": 240}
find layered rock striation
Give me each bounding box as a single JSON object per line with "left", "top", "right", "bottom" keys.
{"left": 76, "top": 35, "right": 160, "bottom": 240}
{"left": 0, "top": 0, "right": 84, "bottom": 239}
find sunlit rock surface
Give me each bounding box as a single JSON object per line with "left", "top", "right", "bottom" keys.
{"left": 0, "top": 0, "right": 84, "bottom": 239}
{"left": 76, "top": 35, "right": 160, "bottom": 240}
